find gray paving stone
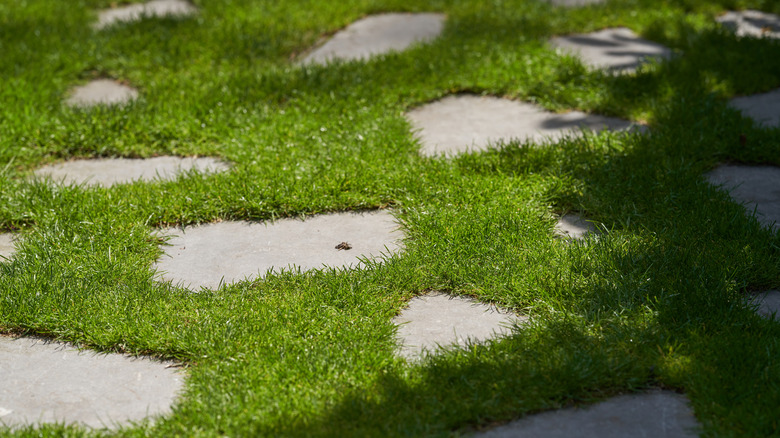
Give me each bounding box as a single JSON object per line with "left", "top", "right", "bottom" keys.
{"left": 394, "top": 292, "right": 526, "bottom": 359}
{"left": 65, "top": 79, "right": 138, "bottom": 107}
{"left": 474, "top": 390, "right": 699, "bottom": 438}
{"left": 0, "top": 234, "right": 17, "bottom": 260}
{"left": 155, "top": 210, "right": 403, "bottom": 290}
{"left": 706, "top": 164, "right": 780, "bottom": 230}
{"left": 96, "top": 0, "right": 197, "bottom": 29}
{"left": 406, "top": 95, "right": 639, "bottom": 156}
{"left": 302, "top": 13, "right": 445, "bottom": 64}
{"left": 750, "top": 290, "right": 780, "bottom": 320}
{"left": 549, "top": 0, "right": 605, "bottom": 6}
{"left": 34, "top": 156, "right": 229, "bottom": 187}
{"left": 717, "top": 10, "right": 780, "bottom": 39}
{"left": 554, "top": 213, "right": 597, "bottom": 240}
{"left": 0, "top": 336, "right": 183, "bottom": 429}
{"left": 549, "top": 27, "right": 672, "bottom": 72}
{"left": 730, "top": 88, "right": 780, "bottom": 127}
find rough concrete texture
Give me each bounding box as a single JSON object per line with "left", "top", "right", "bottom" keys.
{"left": 549, "top": 0, "right": 605, "bottom": 6}
{"left": 549, "top": 27, "right": 672, "bottom": 72}
{"left": 0, "top": 234, "right": 16, "bottom": 260}
{"left": 717, "top": 10, "right": 780, "bottom": 39}
{"left": 706, "top": 164, "right": 780, "bottom": 230}
{"left": 65, "top": 79, "right": 138, "bottom": 107}
{"left": 555, "top": 213, "right": 597, "bottom": 240}
{"left": 302, "top": 13, "right": 445, "bottom": 64}
{"left": 474, "top": 390, "right": 699, "bottom": 438}
{"left": 750, "top": 290, "right": 780, "bottom": 320}
{"left": 0, "top": 336, "right": 183, "bottom": 429}
{"left": 406, "top": 95, "right": 638, "bottom": 156}
{"left": 155, "top": 210, "right": 403, "bottom": 290}
{"left": 730, "top": 87, "right": 780, "bottom": 127}
{"left": 34, "top": 156, "right": 229, "bottom": 187}
{"left": 394, "top": 292, "right": 526, "bottom": 359}
{"left": 96, "top": 0, "right": 197, "bottom": 29}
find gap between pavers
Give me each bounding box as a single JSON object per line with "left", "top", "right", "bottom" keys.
{"left": 33, "top": 156, "right": 229, "bottom": 187}
{"left": 65, "top": 79, "right": 138, "bottom": 107}
{"left": 730, "top": 87, "right": 780, "bottom": 128}
{"left": 554, "top": 213, "right": 598, "bottom": 241}
{"left": 473, "top": 390, "right": 699, "bottom": 438}
{"left": 750, "top": 290, "right": 780, "bottom": 320}
{"left": 301, "top": 13, "right": 445, "bottom": 65}
{"left": 549, "top": 27, "right": 672, "bottom": 72}
{"left": 95, "top": 0, "right": 198, "bottom": 30}
{"left": 0, "top": 233, "right": 17, "bottom": 260}
{"left": 406, "top": 95, "right": 640, "bottom": 156}
{"left": 706, "top": 164, "right": 780, "bottom": 230}
{"left": 0, "top": 335, "right": 183, "bottom": 430}
{"left": 393, "top": 292, "right": 526, "bottom": 360}
{"left": 154, "top": 210, "right": 404, "bottom": 290}
{"left": 717, "top": 10, "right": 780, "bottom": 39}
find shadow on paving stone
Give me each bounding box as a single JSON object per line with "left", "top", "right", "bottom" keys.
{"left": 749, "top": 290, "right": 780, "bottom": 320}
{"left": 473, "top": 390, "right": 699, "bottom": 438}
{"left": 706, "top": 164, "right": 780, "bottom": 231}
{"left": 554, "top": 213, "right": 598, "bottom": 241}
{"left": 0, "top": 335, "right": 183, "bottom": 430}
{"left": 301, "top": 13, "right": 445, "bottom": 65}
{"left": 154, "top": 210, "right": 404, "bottom": 290}
{"left": 549, "top": 27, "right": 672, "bottom": 72}
{"left": 95, "top": 0, "right": 197, "bottom": 30}
{"left": 393, "top": 292, "right": 526, "bottom": 360}
{"left": 0, "top": 233, "right": 18, "bottom": 260}
{"left": 717, "top": 10, "right": 780, "bottom": 39}
{"left": 730, "top": 87, "right": 780, "bottom": 128}
{"left": 65, "top": 79, "right": 138, "bottom": 107}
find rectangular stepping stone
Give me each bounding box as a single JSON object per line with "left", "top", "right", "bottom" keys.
{"left": 749, "top": 290, "right": 780, "bottom": 320}
{"left": 96, "top": 0, "right": 197, "bottom": 29}
{"left": 65, "top": 79, "right": 138, "bottom": 107}
{"left": 554, "top": 213, "right": 597, "bottom": 241}
{"left": 549, "top": 28, "right": 672, "bottom": 72}
{"left": 730, "top": 88, "right": 780, "bottom": 127}
{"left": 706, "top": 164, "right": 780, "bottom": 230}
{"left": 717, "top": 10, "right": 780, "bottom": 39}
{"left": 0, "top": 233, "right": 17, "bottom": 260}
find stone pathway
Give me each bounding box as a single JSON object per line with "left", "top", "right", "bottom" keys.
{"left": 750, "top": 290, "right": 780, "bottom": 320}
{"left": 549, "top": 27, "right": 672, "bottom": 72}
{"left": 717, "top": 10, "right": 780, "bottom": 39}
{"left": 0, "top": 234, "right": 16, "bottom": 260}
{"left": 554, "top": 213, "right": 598, "bottom": 240}
{"left": 730, "top": 87, "right": 780, "bottom": 127}
{"left": 65, "top": 79, "right": 138, "bottom": 107}
{"left": 95, "top": 0, "right": 197, "bottom": 30}
{"left": 706, "top": 164, "right": 780, "bottom": 230}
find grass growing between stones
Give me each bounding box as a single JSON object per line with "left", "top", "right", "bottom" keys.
{"left": 1, "top": 0, "right": 780, "bottom": 436}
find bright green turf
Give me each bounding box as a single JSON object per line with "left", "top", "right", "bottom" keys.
{"left": 1, "top": 0, "right": 780, "bottom": 436}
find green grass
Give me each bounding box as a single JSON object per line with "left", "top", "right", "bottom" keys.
{"left": 2, "top": 0, "right": 780, "bottom": 436}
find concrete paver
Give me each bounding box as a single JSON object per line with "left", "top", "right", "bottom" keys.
{"left": 717, "top": 10, "right": 780, "bottom": 39}
{"left": 0, "top": 336, "right": 183, "bottom": 429}
{"left": 0, "top": 234, "right": 17, "bottom": 260}
{"left": 302, "top": 13, "right": 445, "bottom": 64}
{"left": 730, "top": 87, "right": 780, "bottom": 127}
{"left": 555, "top": 213, "right": 597, "bottom": 240}
{"left": 154, "top": 210, "right": 403, "bottom": 290}
{"left": 750, "top": 290, "right": 780, "bottom": 320}
{"left": 706, "top": 164, "right": 780, "bottom": 230}
{"left": 65, "top": 79, "right": 138, "bottom": 107}
{"left": 550, "top": 27, "right": 672, "bottom": 72}
{"left": 96, "top": 0, "right": 197, "bottom": 29}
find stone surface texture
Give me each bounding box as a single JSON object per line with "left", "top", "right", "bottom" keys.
{"left": 751, "top": 290, "right": 780, "bottom": 320}
{"left": 65, "top": 79, "right": 138, "bottom": 107}
{"left": 474, "top": 391, "right": 699, "bottom": 438}
{"left": 155, "top": 210, "right": 403, "bottom": 290}
{"left": 707, "top": 164, "right": 780, "bottom": 230}
{"left": 96, "top": 0, "right": 197, "bottom": 29}
{"left": 730, "top": 88, "right": 780, "bottom": 127}
{"left": 406, "top": 95, "right": 638, "bottom": 156}
{"left": 0, "top": 336, "right": 183, "bottom": 429}
{"left": 0, "top": 234, "right": 16, "bottom": 260}
{"left": 34, "top": 156, "right": 229, "bottom": 187}
{"left": 302, "top": 13, "right": 445, "bottom": 64}
{"left": 717, "top": 10, "right": 780, "bottom": 39}
{"left": 550, "top": 27, "right": 672, "bottom": 72}
{"left": 394, "top": 292, "right": 526, "bottom": 359}
{"left": 555, "top": 214, "right": 597, "bottom": 240}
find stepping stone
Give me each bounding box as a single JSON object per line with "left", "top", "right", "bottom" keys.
{"left": 154, "top": 210, "right": 403, "bottom": 290}
{"left": 549, "top": 27, "right": 672, "bottom": 72}
{"left": 0, "top": 234, "right": 17, "bottom": 260}
{"left": 717, "top": 10, "right": 780, "bottom": 39}
{"left": 706, "top": 164, "right": 780, "bottom": 230}
{"left": 302, "top": 13, "right": 445, "bottom": 64}
{"left": 393, "top": 292, "right": 526, "bottom": 359}
{"left": 548, "top": 0, "right": 605, "bottom": 6}
{"left": 750, "top": 290, "right": 780, "bottom": 320}
{"left": 96, "top": 0, "right": 197, "bottom": 29}
{"left": 0, "top": 336, "right": 183, "bottom": 429}
{"left": 65, "top": 79, "right": 138, "bottom": 107}
{"left": 730, "top": 88, "right": 780, "bottom": 127}
{"left": 554, "top": 213, "right": 597, "bottom": 240}
{"left": 34, "top": 156, "right": 229, "bottom": 187}
{"left": 406, "top": 95, "right": 639, "bottom": 156}
{"left": 474, "top": 390, "right": 699, "bottom": 437}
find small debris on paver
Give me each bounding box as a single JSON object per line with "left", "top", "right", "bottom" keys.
{"left": 730, "top": 87, "right": 780, "bottom": 127}
{"left": 154, "top": 210, "right": 403, "bottom": 290}
{"left": 301, "top": 13, "right": 445, "bottom": 64}
{"left": 95, "top": 0, "right": 198, "bottom": 29}
{"left": 406, "top": 95, "right": 639, "bottom": 156}
{"left": 548, "top": 0, "right": 605, "bottom": 6}
{"left": 394, "top": 292, "right": 526, "bottom": 359}
{"left": 473, "top": 390, "right": 699, "bottom": 438}
{"left": 0, "top": 234, "right": 17, "bottom": 260}
{"left": 549, "top": 27, "right": 672, "bottom": 72}
{"left": 0, "top": 336, "right": 183, "bottom": 429}
{"left": 554, "top": 213, "right": 597, "bottom": 240}
{"left": 65, "top": 79, "right": 138, "bottom": 107}
{"left": 706, "top": 164, "right": 780, "bottom": 230}
{"left": 34, "top": 156, "right": 229, "bottom": 187}
{"left": 717, "top": 10, "right": 780, "bottom": 39}
{"left": 749, "top": 290, "right": 780, "bottom": 320}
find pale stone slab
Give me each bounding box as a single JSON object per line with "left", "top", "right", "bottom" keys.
{"left": 34, "top": 156, "right": 229, "bottom": 187}
{"left": 155, "top": 211, "right": 403, "bottom": 290}
{"left": 406, "top": 95, "right": 639, "bottom": 156}
{"left": 550, "top": 27, "right": 672, "bottom": 72}
{"left": 0, "top": 234, "right": 17, "bottom": 260}
{"left": 0, "top": 336, "right": 183, "bottom": 429}
{"left": 302, "top": 13, "right": 445, "bottom": 64}
{"left": 706, "top": 164, "right": 780, "bottom": 230}
{"left": 474, "top": 391, "right": 698, "bottom": 438}
{"left": 717, "top": 10, "right": 780, "bottom": 39}
{"left": 730, "top": 88, "right": 780, "bottom": 127}
{"left": 750, "top": 290, "right": 780, "bottom": 320}
{"left": 65, "top": 79, "right": 138, "bottom": 107}
{"left": 554, "top": 214, "right": 597, "bottom": 240}
{"left": 394, "top": 292, "right": 526, "bottom": 359}
{"left": 96, "top": 0, "right": 197, "bottom": 29}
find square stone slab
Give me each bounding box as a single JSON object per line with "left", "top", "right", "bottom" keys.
{"left": 301, "top": 13, "right": 445, "bottom": 64}
{"left": 96, "top": 0, "right": 197, "bottom": 29}
{"left": 474, "top": 390, "right": 699, "bottom": 437}
{"left": 549, "top": 27, "right": 672, "bottom": 72}
{"left": 0, "top": 233, "right": 17, "bottom": 260}
{"left": 65, "top": 79, "right": 138, "bottom": 107}
{"left": 717, "top": 10, "right": 780, "bottom": 39}
{"left": 749, "top": 290, "right": 780, "bottom": 320}
{"left": 394, "top": 292, "right": 526, "bottom": 360}
{"left": 406, "top": 95, "right": 639, "bottom": 156}
{"left": 706, "top": 164, "right": 780, "bottom": 230}
{"left": 154, "top": 210, "right": 403, "bottom": 290}
{"left": 0, "top": 336, "right": 183, "bottom": 429}
{"left": 554, "top": 213, "right": 598, "bottom": 240}
{"left": 34, "top": 156, "right": 229, "bottom": 187}
{"left": 730, "top": 88, "right": 780, "bottom": 127}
